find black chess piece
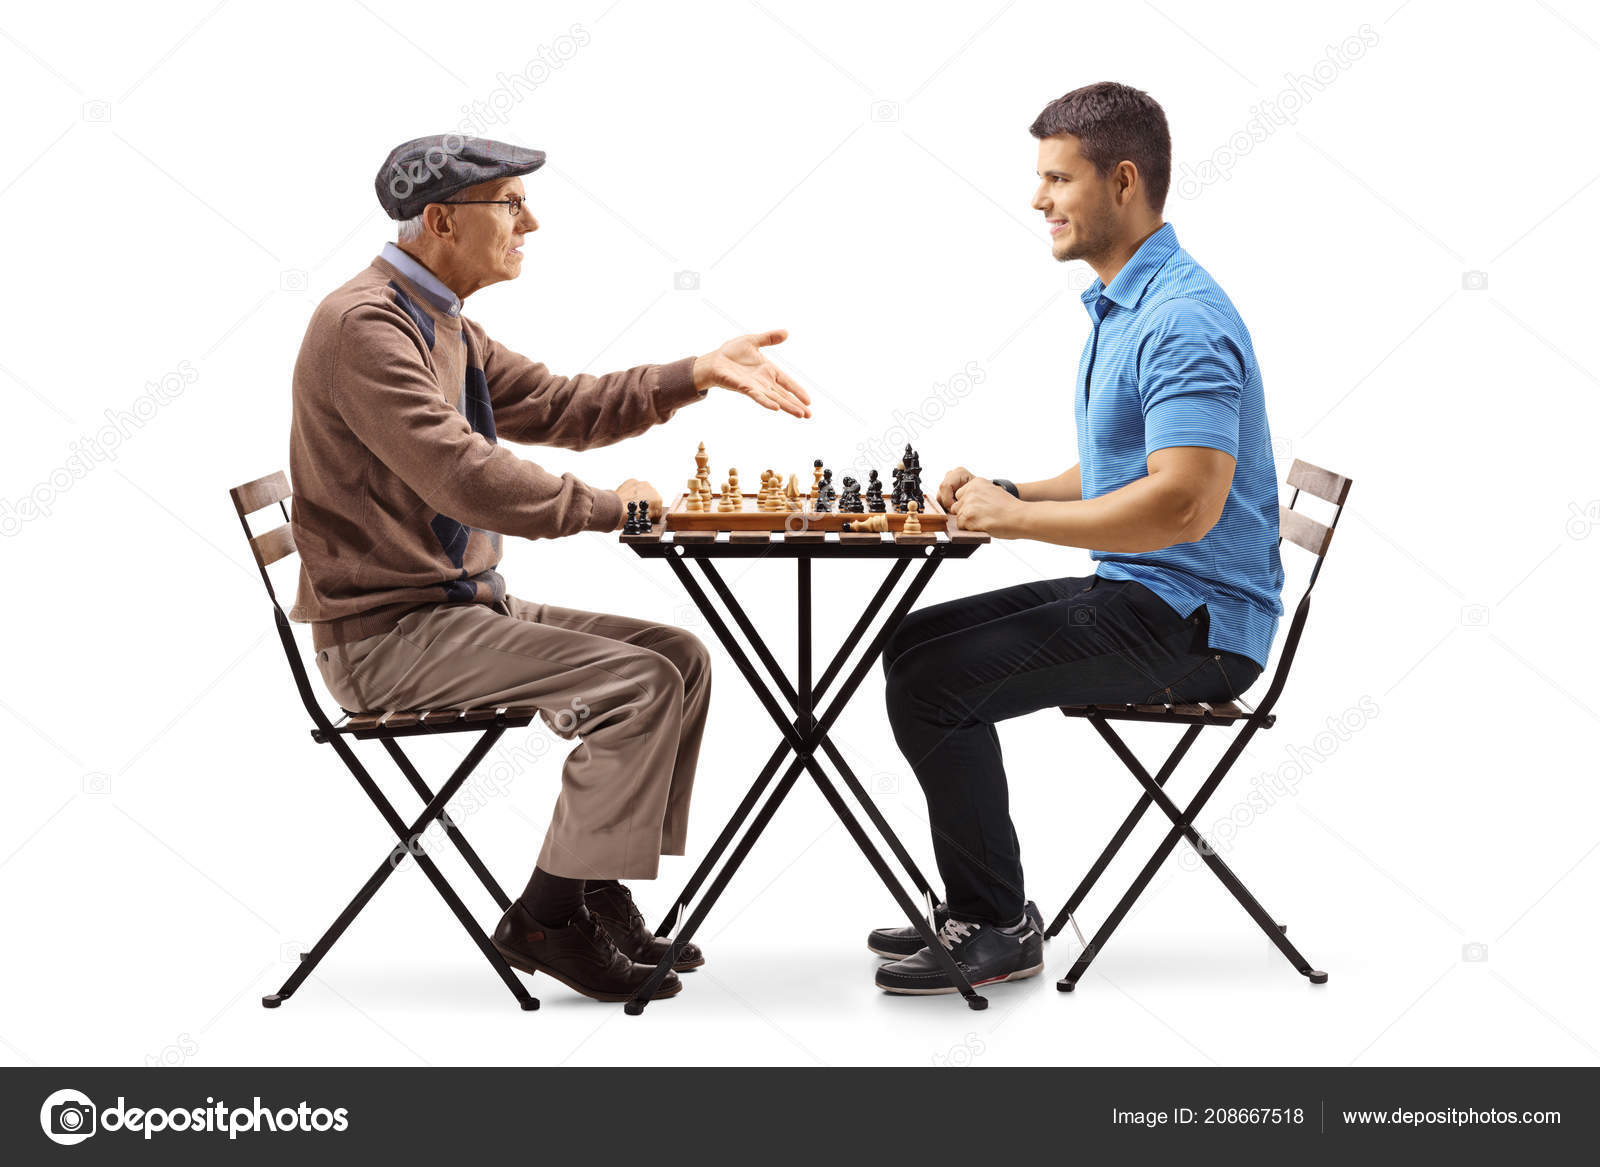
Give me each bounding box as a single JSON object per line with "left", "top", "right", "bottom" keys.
{"left": 866, "top": 470, "right": 886, "bottom": 513}
{"left": 903, "top": 447, "right": 923, "bottom": 509}
{"left": 816, "top": 467, "right": 834, "bottom": 512}
{"left": 639, "top": 499, "right": 652, "bottom": 530}
{"left": 839, "top": 475, "right": 863, "bottom": 513}
{"left": 623, "top": 500, "right": 639, "bottom": 534}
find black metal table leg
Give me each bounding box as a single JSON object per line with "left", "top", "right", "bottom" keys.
{"left": 649, "top": 564, "right": 914, "bottom": 937}
{"left": 697, "top": 559, "right": 938, "bottom": 899}
{"left": 630, "top": 548, "right": 975, "bottom": 1012}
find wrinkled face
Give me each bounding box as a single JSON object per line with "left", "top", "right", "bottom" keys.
{"left": 1030, "top": 134, "right": 1118, "bottom": 264}
{"left": 436, "top": 176, "right": 539, "bottom": 291}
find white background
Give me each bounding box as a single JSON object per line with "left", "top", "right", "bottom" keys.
{"left": 2, "top": 0, "right": 1597, "bottom": 1068}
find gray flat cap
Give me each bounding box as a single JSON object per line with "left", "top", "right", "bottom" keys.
{"left": 376, "top": 135, "right": 546, "bottom": 220}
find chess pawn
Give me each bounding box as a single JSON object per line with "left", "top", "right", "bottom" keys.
{"left": 812, "top": 459, "right": 823, "bottom": 498}
{"left": 903, "top": 501, "right": 921, "bottom": 535}
{"left": 686, "top": 477, "right": 702, "bottom": 511}
{"left": 624, "top": 500, "right": 639, "bottom": 534}
{"left": 639, "top": 499, "right": 652, "bottom": 530}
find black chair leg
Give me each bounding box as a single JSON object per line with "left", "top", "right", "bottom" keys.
{"left": 1044, "top": 724, "right": 1203, "bottom": 939}
{"left": 264, "top": 728, "right": 539, "bottom": 1011}
{"left": 1056, "top": 716, "right": 1326, "bottom": 991}
{"left": 381, "top": 736, "right": 512, "bottom": 910}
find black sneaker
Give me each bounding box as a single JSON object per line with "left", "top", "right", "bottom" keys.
{"left": 867, "top": 900, "right": 1044, "bottom": 960}
{"left": 875, "top": 915, "right": 1044, "bottom": 995}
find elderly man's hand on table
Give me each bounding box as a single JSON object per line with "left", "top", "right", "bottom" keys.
{"left": 692, "top": 329, "right": 812, "bottom": 418}
{"left": 613, "top": 478, "right": 662, "bottom": 529}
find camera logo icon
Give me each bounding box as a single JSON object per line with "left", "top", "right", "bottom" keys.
{"left": 1068, "top": 605, "right": 1097, "bottom": 627}
{"left": 1461, "top": 270, "right": 1488, "bottom": 291}
{"left": 871, "top": 773, "right": 900, "bottom": 795}
{"left": 81, "top": 100, "right": 112, "bottom": 123}
{"left": 1459, "top": 604, "right": 1490, "bottom": 628}
{"left": 40, "top": 1088, "right": 97, "bottom": 1146}
{"left": 280, "top": 269, "right": 309, "bottom": 293}
{"left": 673, "top": 270, "right": 700, "bottom": 291}
{"left": 870, "top": 100, "right": 901, "bottom": 122}
{"left": 1462, "top": 941, "right": 1489, "bottom": 962}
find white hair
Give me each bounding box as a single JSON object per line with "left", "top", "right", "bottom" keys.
{"left": 396, "top": 213, "right": 426, "bottom": 243}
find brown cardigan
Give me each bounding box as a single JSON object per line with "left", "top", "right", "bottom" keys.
{"left": 287, "top": 254, "right": 702, "bottom": 650}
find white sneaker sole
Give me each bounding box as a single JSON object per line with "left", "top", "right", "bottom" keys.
{"left": 877, "top": 961, "right": 1045, "bottom": 996}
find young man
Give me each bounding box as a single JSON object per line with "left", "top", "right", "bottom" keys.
{"left": 289, "top": 136, "right": 810, "bottom": 1002}
{"left": 870, "top": 83, "right": 1283, "bottom": 995}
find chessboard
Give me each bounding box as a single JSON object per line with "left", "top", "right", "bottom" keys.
{"left": 666, "top": 491, "right": 945, "bottom": 534}
{"left": 646, "top": 442, "right": 965, "bottom": 541}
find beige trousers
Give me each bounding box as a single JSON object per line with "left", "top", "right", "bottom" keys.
{"left": 315, "top": 596, "right": 711, "bottom": 881}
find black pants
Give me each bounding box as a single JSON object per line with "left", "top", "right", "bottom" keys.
{"left": 882, "top": 574, "right": 1262, "bottom": 926}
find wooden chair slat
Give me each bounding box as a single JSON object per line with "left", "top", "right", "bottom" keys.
{"left": 1279, "top": 505, "right": 1333, "bottom": 557}
{"left": 250, "top": 523, "right": 297, "bottom": 568}
{"left": 1287, "top": 460, "right": 1351, "bottom": 506}
{"left": 230, "top": 470, "right": 291, "bottom": 516}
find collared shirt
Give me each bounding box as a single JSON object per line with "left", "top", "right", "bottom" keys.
{"left": 381, "top": 241, "right": 461, "bottom": 317}
{"left": 1074, "top": 222, "right": 1283, "bottom": 668}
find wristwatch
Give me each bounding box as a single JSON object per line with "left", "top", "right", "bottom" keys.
{"left": 991, "top": 478, "right": 1021, "bottom": 499}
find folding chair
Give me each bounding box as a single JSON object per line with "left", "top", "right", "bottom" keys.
{"left": 230, "top": 470, "right": 542, "bottom": 1011}
{"left": 1046, "top": 459, "right": 1352, "bottom": 992}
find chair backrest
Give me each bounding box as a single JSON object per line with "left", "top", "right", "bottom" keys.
{"left": 228, "top": 470, "right": 338, "bottom": 734}
{"left": 1251, "top": 459, "right": 1354, "bottom": 722}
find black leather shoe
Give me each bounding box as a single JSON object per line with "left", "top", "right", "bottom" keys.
{"left": 585, "top": 881, "right": 705, "bottom": 971}
{"left": 867, "top": 900, "right": 1044, "bottom": 960}
{"left": 492, "top": 903, "right": 681, "bottom": 1002}
{"left": 875, "top": 916, "right": 1044, "bottom": 995}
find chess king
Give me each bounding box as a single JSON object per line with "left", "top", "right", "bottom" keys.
{"left": 289, "top": 136, "right": 810, "bottom": 1003}
{"left": 870, "top": 83, "right": 1285, "bottom": 996}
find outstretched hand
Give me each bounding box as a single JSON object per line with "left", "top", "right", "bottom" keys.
{"left": 693, "top": 329, "right": 812, "bottom": 418}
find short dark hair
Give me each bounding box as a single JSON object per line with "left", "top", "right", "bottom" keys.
{"left": 1029, "top": 82, "right": 1172, "bottom": 214}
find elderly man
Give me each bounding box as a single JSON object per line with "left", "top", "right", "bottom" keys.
{"left": 288, "top": 136, "right": 810, "bottom": 1003}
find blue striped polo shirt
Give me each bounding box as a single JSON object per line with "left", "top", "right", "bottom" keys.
{"left": 1074, "top": 222, "right": 1283, "bottom": 668}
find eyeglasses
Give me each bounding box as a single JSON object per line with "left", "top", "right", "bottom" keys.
{"left": 441, "top": 195, "right": 527, "bottom": 218}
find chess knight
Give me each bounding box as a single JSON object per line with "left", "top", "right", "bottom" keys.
{"left": 870, "top": 83, "right": 1285, "bottom": 999}
{"left": 289, "top": 135, "right": 810, "bottom": 1003}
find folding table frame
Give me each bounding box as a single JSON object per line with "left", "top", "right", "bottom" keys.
{"left": 1046, "top": 459, "right": 1353, "bottom": 991}
{"left": 618, "top": 529, "right": 990, "bottom": 1012}
{"left": 231, "top": 471, "right": 544, "bottom": 1012}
